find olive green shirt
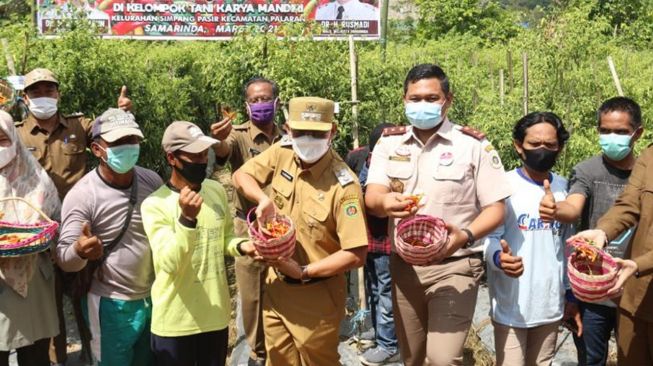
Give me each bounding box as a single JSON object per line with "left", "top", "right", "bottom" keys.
{"left": 16, "top": 113, "right": 93, "bottom": 199}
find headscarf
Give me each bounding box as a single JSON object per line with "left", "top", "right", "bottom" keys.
{"left": 0, "top": 110, "right": 61, "bottom": 297}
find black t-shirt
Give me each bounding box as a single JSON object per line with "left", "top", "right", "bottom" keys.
{"left": 568, "top": 154, "right": 634, "bottom": 258}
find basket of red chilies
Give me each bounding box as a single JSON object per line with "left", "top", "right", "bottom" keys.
{"left": 395, "top": 214, "right": 449, "bottom": 266}
{"left": 567, "top": 237, "right": 619, "bottom": 303}
{"left": 247, "top": 208, "right": 296, "bottom": 260}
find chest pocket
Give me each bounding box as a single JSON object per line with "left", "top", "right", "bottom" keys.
{"left": 271, "top": 172, "right": 294, "bottom": 209}
{"left": 432, "top": 164, "right": 473, "bottom": 204}
{"left": 386, "top": 159, "right": 414, "bottom": 180}
{"left": 62, "top": 142, "right": 85, "bottom": 155}
{"left": 301, "top": 195, "right": 329, "bottom": 243}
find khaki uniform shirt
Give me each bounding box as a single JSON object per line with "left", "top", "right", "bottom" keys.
{"left": 15, "top": 113, "right": 92, "bottom": 199}
{"left": 215, "top": 121, "right": 281, "bottom": 218}
{"left": 239, "top": 139, "right": 368, "bottom": 265}
{"left": 596, "top": 146, "right": 653, "bottom": 321}
{"left": 366, "top": 120, "right": 512, "bottom": 257}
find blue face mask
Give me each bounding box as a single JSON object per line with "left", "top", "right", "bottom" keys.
{"left": 599, "top": 133, "right": 633, "bottom": 161}
{"left": 100, "top": 144, "right": 140, "bottom": 174}
{"left": 405, "top": 101, "right": 444, "bottom": 130}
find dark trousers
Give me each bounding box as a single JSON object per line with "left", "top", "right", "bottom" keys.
{"left": 151, "top": 328, "right": 228, "bottom": 366}
{"left": 364, "top": 252, "right": 398, "bottom": 353}
{"left": 0, "top": 338, "right": 50, "bottom": 366}
{"left": 572, "top": 302, "right": 617, "bottom": 366}
{"left": 50, "top": 267, "right": 68, "bottom": 363}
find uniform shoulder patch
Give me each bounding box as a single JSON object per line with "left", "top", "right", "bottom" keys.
{"left": 460, "top": 126, "right": 486, "bottom": 141}
{"left": 333, "top": 165, "right": 355, "bottom": 187}
{"left": 382, "top": 126, "right": 407, "bottom": 137}
{"left": 279, "top": 134, "right": 292, "bottom": 147}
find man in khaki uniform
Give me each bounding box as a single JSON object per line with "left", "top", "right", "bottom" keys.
{"left": 232, "top": 97, "right": 368, "bottom": 366}
{"left": 366, "top": 64, "right": 511, "bottom": 365}
{"left": 15, "top": 68, "right": 131, "bottom": 365}
{"left": 573, "top": 145, "right": 653, "bottom": 365}
{"left": 210, "top": 77, "right": 282, "bottom": 365}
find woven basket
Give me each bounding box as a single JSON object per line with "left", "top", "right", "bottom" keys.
{"left": 0, "top": 197, "right": 59, "bottom": 258}
{"left": 247, "top": 207, "right": 296, "bottom": 260}
{"left": 567, "top": 239, "right": 619, "bottom": 303}
{"left": 395, "top": 215, "right": 449, "bottom": 266}
{"left": 0, "top": 79, "right": 15, "bottom": 111}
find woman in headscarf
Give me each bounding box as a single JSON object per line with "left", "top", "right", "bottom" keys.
{"left": 0, "top": 110, "right": 61, "bottom": 366}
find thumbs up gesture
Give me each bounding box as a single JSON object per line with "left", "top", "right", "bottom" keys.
{"left": 539, "top": 179, "right": 556, "bottom": 223}
{"left": 499, "top": 239, "right": 524, "bottom": 278}
{"left": 74, "top": 222, "right": 103, "bottom": 260}
{"left": 117, "top": 85, "right": 133, "bottom": 111}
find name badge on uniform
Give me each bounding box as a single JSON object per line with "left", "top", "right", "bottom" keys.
{"left": 249, "top": 147, "right": 261, "bottom": 156}
{"left": 280, "top": 170, "right": 293, "bottom": 182}
{"left": 439, "top": 152, "right": 454, "bottom": 166}
{"left": 389, "top": 155, "right": 410, "bottom": 162}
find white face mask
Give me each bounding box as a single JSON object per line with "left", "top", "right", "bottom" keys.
{"left": 28, "top": 97, "right": 58, "bottom": 120}
{"left": 0, "top": 144, "right": 16, "bottom": 169}
{"left": 292, "top": 134, "right": 331, "bottom": 164}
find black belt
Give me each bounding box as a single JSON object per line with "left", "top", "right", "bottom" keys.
{"left": 274, "top": 269, "right": 331, "bottom": 285}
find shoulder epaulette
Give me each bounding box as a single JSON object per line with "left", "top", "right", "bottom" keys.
{"left": 382, "top": 126, "right": 407, "bottom": 137}
{"left": 233, "top": 124, "right": 248, "bottom": 131}
{"left": 460, "top": 126, "right": 486, "bottom": 141}
{"left": 279, "top": 134, "right": 292, "bottom": 147}
{"left": 64, "top": 112, "right": 84, "bottom": 119}
{"left": 332, "top": 164, "right": 355, "bottom": 187}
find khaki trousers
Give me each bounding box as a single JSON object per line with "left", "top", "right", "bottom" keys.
{"left": 234, "top": 218, "right": 268, "bottom": 361}
{"left": 493, "top": 321, "right": 560, "bottom": 366}
{"left": 390, "top": 253, "right": 484, "bottom": 366}
{"left": 617, "top": 309, "right": 653, "bottom": 365}
{"left": 262, "top": 270, "right": 345, "bottom": 366}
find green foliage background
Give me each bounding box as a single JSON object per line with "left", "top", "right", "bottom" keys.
{"left": 0, "top": 0, "right": 652, "bottom": 176}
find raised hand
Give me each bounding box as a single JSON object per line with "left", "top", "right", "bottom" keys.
{"left": 539, "top": 179, "right": 556, "bottom": 223}
{"left": 75, "top": 222, "right": 103, "bottom": 260}
{"left": 179, "top": 186, "right": 203, "bottom": 220}
{"left": 117, "top": 85, "right": 132, "bottom": 111}
{"left": 210, "top": 117, "right": 233, "bottom": 141}
{"left": 499, "top": 239, "right": 524, "bottom": 277}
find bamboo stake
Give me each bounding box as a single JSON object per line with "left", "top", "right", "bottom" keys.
{"left": 607, "top": 56, "right": 624, "bottom": 96}
{"left": 507, "top": 49, "right": 514, "bottom": 91}
{"left": 348, "top": 35, "right": 364, "bottom": 311}
{"left": 522, "top": 52, "right": 528, "bottom": 115}
{"left": 499, "top": 69, "right": 505, "bottom": 106}
{"left": 349, "top": 36, "right": 359, "bottom": 149}
{"left": 1, "top": 39, "right": 16, "bottom": 75}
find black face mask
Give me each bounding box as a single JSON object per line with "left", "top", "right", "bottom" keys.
{"left": 521, "top": 147, "right": 558, "bottom": 173}
{"left": 174, "top": 158, "right": 207, "bottom": 185}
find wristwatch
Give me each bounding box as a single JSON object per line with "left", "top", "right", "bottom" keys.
{"left": 461, "top": 228, "right": 476, "bottom": 248}
{"left": 300, "top": 265, "right": 311, "bottom": 284}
